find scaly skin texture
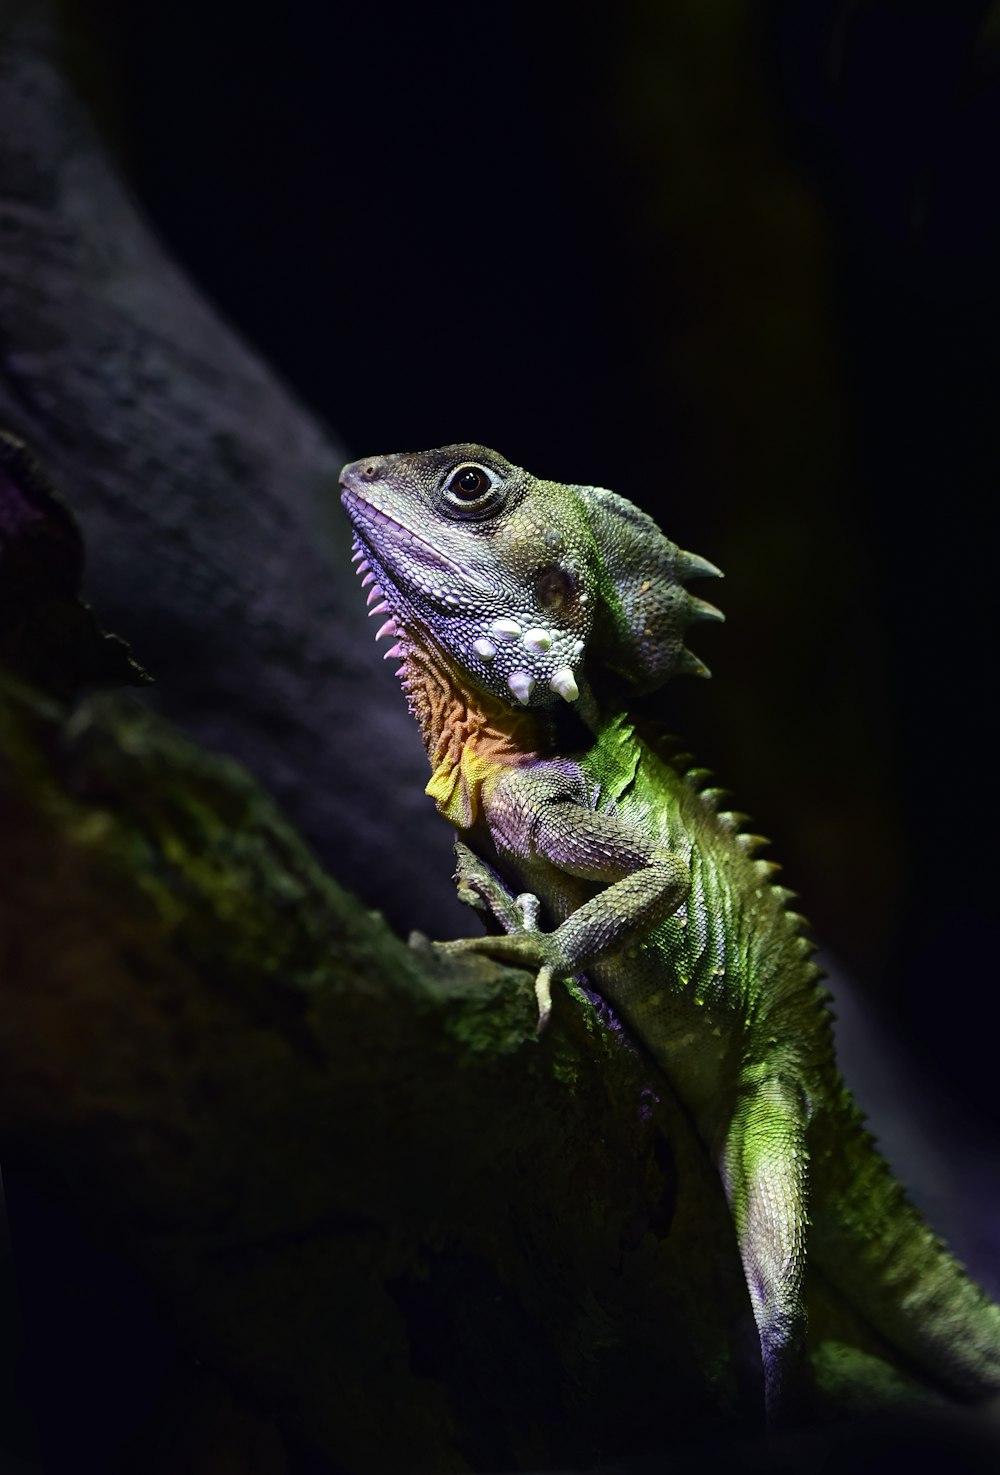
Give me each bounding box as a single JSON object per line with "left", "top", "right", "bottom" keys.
{"left": 340, "top": 444, "right": 1000, "bottom": 1423}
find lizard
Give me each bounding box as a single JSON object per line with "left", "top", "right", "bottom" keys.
{"left": 339, "top": 442, "right": 1000, "bottom": 1424}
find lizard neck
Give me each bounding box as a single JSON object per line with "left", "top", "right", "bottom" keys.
{"left": 398, "top": 631, "right": 552, "bottom": 831}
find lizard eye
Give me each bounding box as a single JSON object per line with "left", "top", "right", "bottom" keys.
{"left": 447, "top": 465, "right": 492, "bottom": 500}
{"left": 440, "top": 463, "right": 501, "bottom": 518}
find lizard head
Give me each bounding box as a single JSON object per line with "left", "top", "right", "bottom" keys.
{"left": 340, "top": 444, "right": 722, "bottom": 709}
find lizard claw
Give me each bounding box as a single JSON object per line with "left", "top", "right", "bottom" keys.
{"left": 515, "top": 892, "right": 541, "bottom": 932}
{"left": 440, "top": 847, "right": 560, "bottom": 1032}
{"left": 534, "top": 964, "right": 554, "bottom": 1033}
{"left": 455, "top": 877, "right": 489, "bottom": 915}
{"left": 451, "top": 841, "right": 528, "bottom": 933}
{"left": 433, "top": 930, "right": 565, "bottom": 1033}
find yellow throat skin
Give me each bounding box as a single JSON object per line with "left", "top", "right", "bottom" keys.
{"left": 405, "top": 634, "right": 546, "bottom": 831}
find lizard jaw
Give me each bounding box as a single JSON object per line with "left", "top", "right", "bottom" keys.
{"left": 351, "top": 536, "right": 412, "bottom": 687}
{"left": 341, "top": 463, "right": 590, "bottom": 710}
{"left": 347, "top": 527, "right": 585, "bottom": 711}
{"left": 342, "top": 483, "right": 491, "bottom": 608}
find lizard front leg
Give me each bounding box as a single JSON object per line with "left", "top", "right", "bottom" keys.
{"left": 451, "top": 839, "right": 537, "bottom": 936}
{"left": 440, "top": 767, "right": 690, "bottom": 1026}
{"left": 449, "top": 838, "right": 559, "bottom": 1024}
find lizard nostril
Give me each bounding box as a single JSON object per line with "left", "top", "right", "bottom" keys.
{"left": 362, "top": 463, "right": 379, "bottom": 481}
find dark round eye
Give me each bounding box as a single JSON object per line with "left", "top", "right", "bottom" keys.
{"left": 448, "top": 466, "right": 491, "bottom": 500}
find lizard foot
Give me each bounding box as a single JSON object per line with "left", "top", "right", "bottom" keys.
{"left": 435, "top": 929, "right": 565, "bottom": 1034}
{"left": 444, "top": 845, "right": 560, "bottom": 1031}
{"left": 452, "top": 840, "right": 527, "bottom": 933}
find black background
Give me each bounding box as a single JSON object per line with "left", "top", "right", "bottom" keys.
{"left": 98, "top": 0, "right": 1000, "bottom": 1111}
{"left": 4, "top": 1, "right": 1000, "bottom": 1468}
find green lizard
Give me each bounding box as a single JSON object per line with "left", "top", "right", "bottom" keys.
{"left": 340, "top": 443, "right": 1000, "bottom": 1423}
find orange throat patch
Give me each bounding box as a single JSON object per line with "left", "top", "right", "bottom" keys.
{"left": 399, "top": 636, "right": 547, "bottom": 831}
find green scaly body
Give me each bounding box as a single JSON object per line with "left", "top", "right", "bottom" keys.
{"left": 567, "top": 712, "right": 1000, "bottom": 1405}
{"left": 340, "top": 442, "right": 1000, "bottom": 1422}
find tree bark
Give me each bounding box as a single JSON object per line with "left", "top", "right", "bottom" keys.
{"left": 0, "top": 0, "right": 462, "bottom": 940}
{"left": 1, "top": 668, "right": 962, "bottom": 1473}
{"left": 0, "top": 673, "right": 764, "bottom": 1471}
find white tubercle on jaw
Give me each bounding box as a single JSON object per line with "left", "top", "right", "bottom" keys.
{"left": 507, "top": 670, "right": 535, "bottom": 703}
{"left": 522, "top": 627, "right": 552, "bottom": 652}
{"left": 473, "top": 637, "right": 497, "bottom": 661}
{"left": 491, "top": 618, "right": 522, "bottom": 641}
{"left": 549, "top": 667, "right": 579, "bottom": 702}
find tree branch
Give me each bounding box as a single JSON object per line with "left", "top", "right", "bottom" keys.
{"left": 0, "top": 0, "right": 461, "bottom": 939}
{"left": 0, "top": 675, "right": 764, "bottom": 1470}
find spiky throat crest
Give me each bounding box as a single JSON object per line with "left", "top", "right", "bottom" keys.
{"left": 350, "top": 532, "right": 547, "bottom": 829}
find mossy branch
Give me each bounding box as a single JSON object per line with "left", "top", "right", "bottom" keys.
{"left": 0, "top": 675, "right": 767, "bottom": 1471}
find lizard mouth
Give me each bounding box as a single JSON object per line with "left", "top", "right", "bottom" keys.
{"left": 341, "top": 486, "right": 466, "bottom": 583}
{"left": 341, "top": 485, "right": 493, "bottom": 611}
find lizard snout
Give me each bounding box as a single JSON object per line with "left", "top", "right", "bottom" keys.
{"left": 339, "top": 456, "right": 388, "bottom": 492}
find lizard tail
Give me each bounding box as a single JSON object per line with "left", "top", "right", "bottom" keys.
{"left": 808, "top": 1083, "right": 1000, "bottom": 1399}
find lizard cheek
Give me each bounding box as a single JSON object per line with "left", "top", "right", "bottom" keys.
{"left": 535, "top": 563, "right": 581, "bottom": 615}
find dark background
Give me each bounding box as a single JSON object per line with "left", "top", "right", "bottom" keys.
{"left": 4, "top": 0, "right": 1000, "bottom": 1468}
{"left": 94, "top": 0, "right": 999, "bottom": 1112}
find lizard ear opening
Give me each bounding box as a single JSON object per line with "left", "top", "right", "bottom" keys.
{"left": 578, "top": 485, "right": 723, "bottom": 694}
